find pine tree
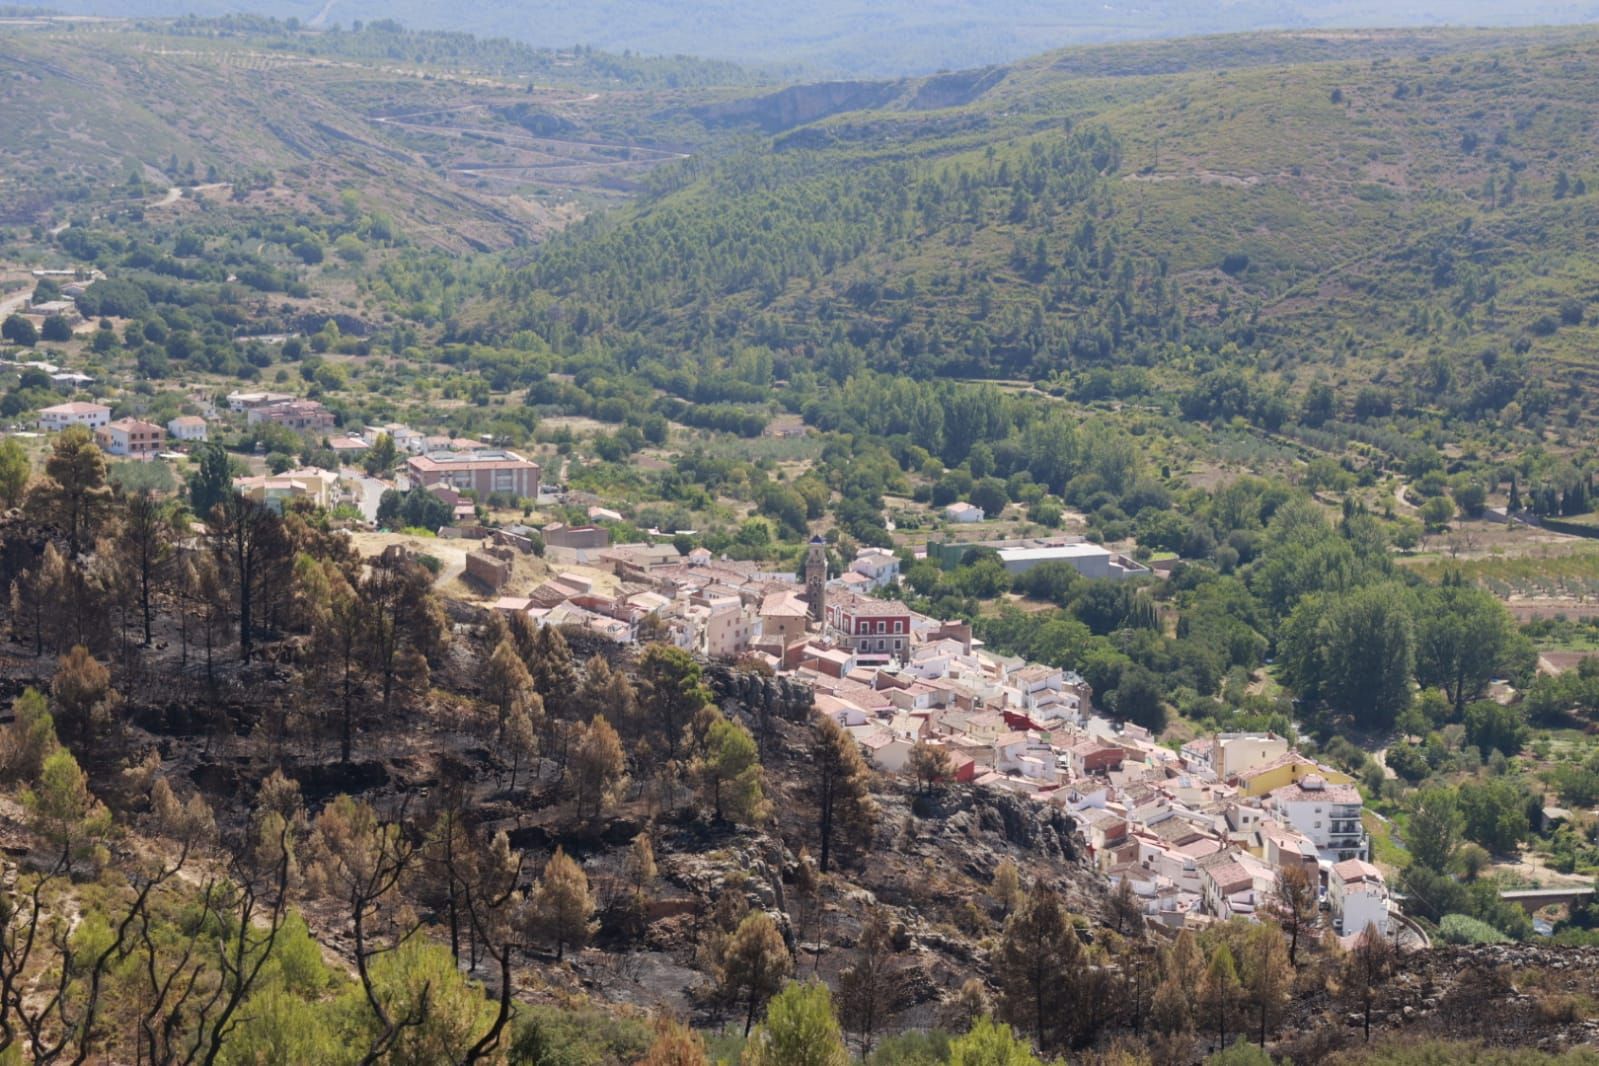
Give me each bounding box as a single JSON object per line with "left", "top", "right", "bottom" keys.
{"left": 625, "top": 830, "right": 657, "bottom": 901}
{"left": 118, "top": 489, "right": 173, "bottom": 647}
{"left": 1343, "top": 923, "right": 1395, "bottom": 1042}
{"left": 1201, "top": 944, "right": 1243, "bottom": 1050}
{"left": 638, "top": 643, "right": 711, "bottom": 761}
{"left": 575, "top": 654, "right": 637, "bottom": 728}
{"left": 0, "top": 436, "right": 29, "bottom": 508}
{"left": 809, "top": 715, "right": 875, "bottom": 873}
{"left": 838, "top": 908, "right": 897, "bottom": 1055}
{"left": 995, "top": 885, "right": 1081, "bottom": 1050}
{"left": 0, "top": 688, "right": 59, "bottom": 784}
{"left": 570, "top": 714, "right": 627, "bottom": 818}
{"left": 908, "top": 741, "right": 953, "bottom": 795}
{"left": 993, "top": 858, "right": 1023, "bottom": 917}
{"left": 50, "top": 645, "right": 117, "bottom": 749}
{"left": 529, "top": 847, "right": 595, "bottom": 961}
{"left": 528, "top": 624, "right": 578, "bottom": 718}
{"left": 504, "top": 702, "right": 538, "bottom": 794}
{"left": 32, "top": 425, "right": 110, "bottom": 556}
{"left": 697, "top": 713, "right": 769, "bottom": 824}
{"left": 719, "top": 911, "right": 792, "bottom": 1036}
{"left": 947, "top": 1016, "right": 1044, "bottom": 1066}
{"left": 1271, "top": 863, "right": 1320, "bottom": 965}
{"left": 1241, "top": 922, "right": 1292, "bottom": 1047}
{"left": 208, "top": 491, "right": 288, "bottom": 663}
{"left": 483, "top": 635, "right": 537, "bottom": 740}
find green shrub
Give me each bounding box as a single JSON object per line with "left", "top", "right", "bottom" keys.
{"left": 1438, "top": 913, "right": 1510, "bottom": 945}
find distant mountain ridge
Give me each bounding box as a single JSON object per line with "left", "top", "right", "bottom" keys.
{"left": 19, "top": 0, "right": 1599, "bottom": 75}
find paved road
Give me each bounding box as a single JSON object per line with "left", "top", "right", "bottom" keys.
{"left": 341, "top": 468, "right": 392, "bottom": 523}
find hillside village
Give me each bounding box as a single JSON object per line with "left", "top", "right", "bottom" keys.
{"left": 16, "top": 16, "right": 1599, "bottom": 1061}
{"left": 492, "top": 529, "right": 1394, "bottom": 942}
{"left": 7, "top": 310, "right": 1400, "bottom": 947}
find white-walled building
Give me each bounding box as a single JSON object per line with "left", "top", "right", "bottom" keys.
{"left": 37, "top": 401, "right": 110, "bottom": 432}
{"left": 850, "top": 548, "right": 901, "bottom": 590}
{"left": 1266, "top": 775, "right": 1369, "bottom": 862}
{"left": 167, "top": 415, "right": 208, "bottom": 442}
{"left": 226, "top": 390, "right": 296, "bottom": 412}
{"left": 1198, "top": 848, "right": 1278, "bottom": 920}
{"left": 945, "top": 501, "right": 985, "bottom": 523}
{"left": 1329, "top": 859, "right": 1390, "bottom": 937}
{"left": 369, "top": 423, "right": 426, "bottom": 454}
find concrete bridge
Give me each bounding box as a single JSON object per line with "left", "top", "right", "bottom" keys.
{"left": 1499, "top": 886, "right": 1596, "bottom": 914}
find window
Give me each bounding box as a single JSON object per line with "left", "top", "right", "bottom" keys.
{"left": 894, "top": 620, "right": 903, "bottom": 633}
{"left": 877, "top": 621, "right": 886, "bottom": 634}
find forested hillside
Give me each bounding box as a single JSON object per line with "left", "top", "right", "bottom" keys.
{"left": 482, "top": 27, "right": 1599, "bottom": 434}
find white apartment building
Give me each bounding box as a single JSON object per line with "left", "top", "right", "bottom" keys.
{"left": 1267, "top": 775, "right": 1369, "bottom": 862}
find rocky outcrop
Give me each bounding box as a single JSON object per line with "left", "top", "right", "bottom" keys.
{"left": 689, "top": 80, "right": 903, "bottom": 133}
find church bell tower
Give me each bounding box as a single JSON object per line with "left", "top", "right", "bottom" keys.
{"left": 804, "top": 537, "right": 827, "bottom": 624}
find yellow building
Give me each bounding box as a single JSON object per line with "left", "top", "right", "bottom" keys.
{"left": 1234, "top": 752, "right": 1353, "bottom": 799}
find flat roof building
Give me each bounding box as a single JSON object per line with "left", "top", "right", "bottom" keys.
{"left": 406, "top": 450, "right": 540, "bottom": 500}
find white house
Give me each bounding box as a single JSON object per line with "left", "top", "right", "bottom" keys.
{"left": 1008, "top": 665, "right": 1093, "bottom": 724}
{"left": 1266, "top": 775, "right": 1369, "bottom": 863}
{"left": 37, "top": 401, "right": 110, "bottom": 432}
{"left": 370, "top": 423, "right": 426, "bottom": 454}
{"left": 855, "top": 729, "right": 915, "bottom": 773}
{"left": 815, "top": 694, "right": 869, "bottom": 728}
{"left": 850, "top": 547, "right": 901, "bottom": 590}
{"left": 1197, "top": 848, "right": 1277, "bottom": 920}
{"left": 945, "top": 501, "right": 985, "bottom": 523}
{"left": 1329, "top": 859, "right": 1390, "bottom": 937}
{"left": 167, "top": 415, "right": 208, "bottom": 442}
{"left": 691, "top": 596, "right": 758, "bottom": 661}
{"left": 225, "top": 390, "right": 296, "bottom": 412}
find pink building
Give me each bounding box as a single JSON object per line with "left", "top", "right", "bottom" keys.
{"left": 96, "top": 418, "right": 165, "bottom": 457}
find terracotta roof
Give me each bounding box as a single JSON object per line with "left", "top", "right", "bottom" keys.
{"left": 1270, "top": 780, "right": 1362, "bottom": 805}
{"left": 41, "top": 401, "right": 110, "bottom": 415}
{"left": 1332, "top": 859, "right": 1383, "bottom": 885}
{"left": 103, "top": 418, "right": 162, "bottom": 433}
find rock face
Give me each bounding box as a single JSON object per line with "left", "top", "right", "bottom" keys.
{"left": 690, "top": 81, "right": 903, "bottom": 133}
